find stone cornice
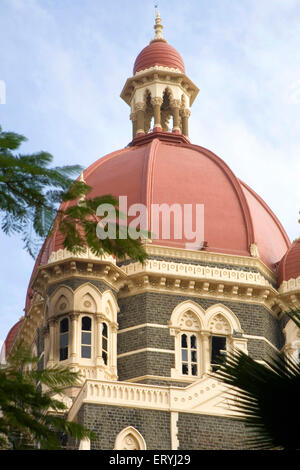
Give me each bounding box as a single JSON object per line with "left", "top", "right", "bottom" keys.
{"left": 121, "top": 68, "right": 199, "bottom": 107}
{"left": 279, "top": 276, "right": 300, "bottom": 295}
{"left": 118, "top": 258, "right": 278, "bottom": 313}
{"left": 31, "top": 257, "right": 126, "bottom": 298}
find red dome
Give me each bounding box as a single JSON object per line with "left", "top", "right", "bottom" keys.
{"left": 133, "top": 40, "right": 185, "bottom": 75}
{"left": 278, "top": 239, "right": 300, "bottom": 285}
{"left": 26, "top": 133, "right": 290, "bottom": 311}
{"left": 3, "top": 318, "right": 24, "bottom": 358}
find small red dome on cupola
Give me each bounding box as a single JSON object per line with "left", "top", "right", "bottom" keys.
{"left": 278, "top": 239, "right": 300, "bottom": 285}
{"left": 133, "top": 8, "right": 185, "bottom": 75}
{"left": 133, "top": 41, "right": 185, "bottom": 75}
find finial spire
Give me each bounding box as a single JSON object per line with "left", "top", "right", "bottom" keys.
{"left": 152, "top": 5, "right": 166, "bottom": 42}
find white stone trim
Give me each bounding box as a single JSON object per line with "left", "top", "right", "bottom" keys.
{"left": 114, "top": 426, "right": 147, "bottom": 450}
{"left": 117, "top": 348, "right": 175, "bottom": 359}
{"left": 134, "top": 65, "right": 184, "bottom": 76}
{"left": 118, "top": 323, "right": 168, "bottom": 334}
{"left": 122, "top": 259, "right": 271, "bottom": 287}
{"left": 143, "top": 244, "right": 276, "bottom": 283}
{"left": 243, "top": 334, "right": 280, "bottom": 352}
{"left": 279, "top": 276, "right": 300, "bottom": 294}
{"left": 48, "top": 248, "right": 116, "bottom": 265}
{"left": 79, "top": 438, "right": 91, "bottom": 450}
{"left": 68, "top": 375, "right": 241, "bottom": 423}
{"left": 170, "top": 412, "right": 179, "bottom": 450}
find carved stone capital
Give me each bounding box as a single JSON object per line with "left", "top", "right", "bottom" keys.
{"left": 180, "top": 108, "right": 191, "bottom": 117}
{"left": 130, "top": 112, "right": 137, "bottom": 122}
{"left": 151, "top": 96, "right": 163, "bottom": 106}
{"left": 134, "top": 101, "right": 146, "bottom": 112}
{"left": 170, "top": 99, "right": 181, "bottom": 108}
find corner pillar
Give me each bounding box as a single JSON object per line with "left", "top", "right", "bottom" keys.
{"left": 181, "top": 108, "right": 191, "bottom": 139}
{"left": 134, "top": 102, "right": 146, "bottom": 136}
{"left": 130, "top": 112, "right": 137, "bottom": 139}
{"left": 151, "top": 97, "right": 163, "bottom": 132}
{"left": 171, "top": 99, "right": 181, "bottom": 133}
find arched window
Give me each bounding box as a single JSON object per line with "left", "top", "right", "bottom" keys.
{"left": 181, "top": 333, "right": 199, "bottom": 376}
{"left": 169, "top": 302, "right": 247, "bottom": 379}
{"left": 102, "top": 322, "right": 108, "bottom": 365}
{"left": 114, "top": 426, "right": 147, "bottom": 450}
{"left": 81, "top": 316, "right": 92, "bottom": 358}
{"left": 210, "top": 335, "right": 227, "bottom": 372}
{"left": 59, "top": 318, "right": 69, "bottom": 361}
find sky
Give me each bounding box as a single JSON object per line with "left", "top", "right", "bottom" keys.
{"left": 0, "top": 0, "right": 299, "bottom": 349}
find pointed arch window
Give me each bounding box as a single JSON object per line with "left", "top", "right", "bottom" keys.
{"left": 169, "top": 301, "right": 247, "bottom": 380}
{"left": 59, "top": 318, "right": 69, "bottom": 361}
{"left": 181, "top": 333, "right": 199, "bottom": 376}
{"left": 102, "top": 322, "right": 108, "bottom": 365}
{"left": 211, "top": 335, "right": 227, "bottom": 372}
{"left": 81, "top": 316, "right": 92, "bottom": 358}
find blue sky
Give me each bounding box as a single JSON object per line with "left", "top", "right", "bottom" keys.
{"left": 0, "top": 0, "right": 299, "bottom": 348}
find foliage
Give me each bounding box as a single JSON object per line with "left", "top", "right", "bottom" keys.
{"left": 0, "top": 125, "right": 147, "bottom": 262}
{"left": 216, "top": 309, "right": 300, "bottom": 450}
{"left": 0, "top": 343, "right": 95, "bottom": 450}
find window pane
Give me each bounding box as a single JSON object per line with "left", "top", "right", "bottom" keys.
{"left": 82, "top": 332, "right": 91, "bottom": 345}
{"left": 60, "top": 333, "right": 68, "bottom": 348}
{"left": 181, "top": 334, "right": 187, "bottom": 348}
{"left": 82, "top": 316, "right": 91, "bottom": 331}
{"left": 102, "top": 351, "right": 107, "bottom": 365}
{"left": 191, "top": 350, "right": 197, "bottom": 363}
{"left": 182, "top": 363, "right": 188, "bottom": 375}
{"left": 60, "top": 318, "right": 68, "bottom": 333}
{"left": 211, "top": 336, "right": 226, "bottom": 364}
{"left": 181, "top": 349, "right": 188, "bottom": 362}
{"left": 103, "top": 337, "right": 107, "bottom": 352}
{"left": 60, "top": 347, "right": 68, "bottom": 361}
{"left": 102, "top": 323, "right": 108, "bottom": 337}
{"left": 191, "top": 364, "right": 198, "bottom": 376}
{"left": 81, "top": 346, "right": 91, "bottom": 358}
{"left": 190, "top": 335, "right": 197, "bottom": 349}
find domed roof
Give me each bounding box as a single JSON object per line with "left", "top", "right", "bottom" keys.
{"left": 133, "top": 40, "right": 185, "bottom": 75}
{"left": 2, "top": 318, "right": 24, "bottom": 358}
{"left": 278, "top": 239, "right": 300, "bottom": 285}
{"left": 25, "top": 133, "right": 290, "bottom": 312}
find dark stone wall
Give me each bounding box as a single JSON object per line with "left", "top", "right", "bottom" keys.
{"left": 118, "top": 350, "right": 175, "bottom": 381}
{"left": 76, "top": 403, "right": 253, "bottom": 450}
{"left": 118, "top": 326, "right": 174, "bottom": 355}
{"left": 77, "top": 404, "right": 171, "bottom": 450}
{"left": 117, "top": 292, "right": 283, "bottom": 381}
{"left": 118, "top": 292, "right": 283, "bottom": 349}
{"left": 178, "top": 413, "right": 251, "bottom": 450}
{"left": 47, "top": 277, "right": 117, "bottom": 297}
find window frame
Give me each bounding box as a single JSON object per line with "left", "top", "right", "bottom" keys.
{"left": 81, "top": 315, "right": 93, "bottom": 359}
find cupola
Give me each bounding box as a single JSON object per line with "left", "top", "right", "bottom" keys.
{"left": 121, "top": 9, "right": 199, "bottom": 140}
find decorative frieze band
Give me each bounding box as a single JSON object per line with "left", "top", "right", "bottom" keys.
{"left": 122, "top": 259, "right": 272, "bottom": 287}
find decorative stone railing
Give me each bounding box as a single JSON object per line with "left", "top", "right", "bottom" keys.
{"left": 122, "top": 260, "right": 272, "bottom": 287}
{"left": 68, "top": 375, "right": 239, "bottom": 422}
{"left": 48, "top": 248, "right": 116, "bottom": 265}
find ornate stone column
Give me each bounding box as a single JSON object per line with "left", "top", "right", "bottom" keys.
{"left": 171, "top": 99, "right": 181, "bottom": 133}
{"left": 48, "top": 318, "right": 57, "bottom": 366}
{"left": 111, "top": 322, "right": 118, "bottom": 378}
{"left": 200, "top": 331, "right": 210, "bottom": 374}
{"left": 95, "top": 313, "right": 105, "bottom": 366}
{"left": 130, "top": 112, "right": 137, "bottom": 139}
{"left": 151, "top": 97, "right": 163, "bottom": 132}
{"left": 181, "top": 108, "right": 191, "bottom": 139}
{"left": 134, "top": 102, "right": 146, "bottom": 136}
{"left": 70, "top": 313, "right": 79, "bottom": 361}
